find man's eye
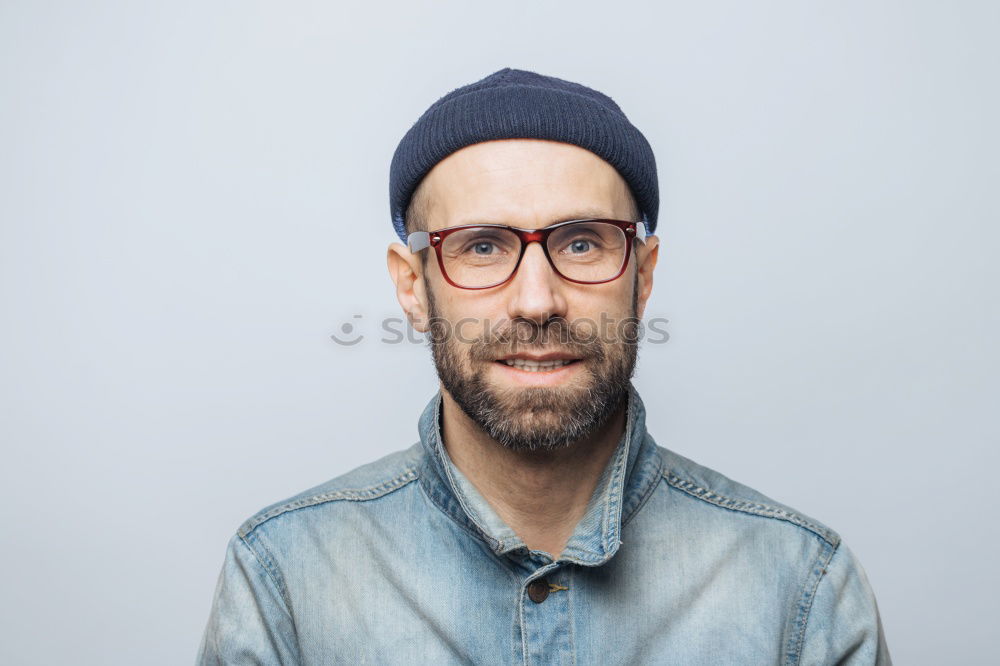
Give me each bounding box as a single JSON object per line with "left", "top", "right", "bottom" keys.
{"left": 470, "top": 241, "right": 497, "bottom": 255}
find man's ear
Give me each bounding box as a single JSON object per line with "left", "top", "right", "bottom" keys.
{"left": 387, "top": 242, "right": 431, "bottom": 332}
{"left": 634, "top": 236, "right": 660, "bottom": 320}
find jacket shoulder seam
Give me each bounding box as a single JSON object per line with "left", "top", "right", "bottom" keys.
{"left": 663, "top": 471, "right": 840, "bottom": 547}
{"left": 786, "top": 540, "right": 839, "bottom": 665}
{"left": 238, "top": 466, "right": 419, "bottom": 537}
{"left": 238, "top": 530, "right": 294, "bottom": 612}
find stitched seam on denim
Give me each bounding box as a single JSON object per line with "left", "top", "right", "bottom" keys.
{"left": 238, "top": 532, "right": 304, "bottom": 663}
{"left": 567, "top": 566, "right": 579, "bottom": 666}
{"left": 602, "top": 435, "right": 629, "bottom": 552}
{"left": 664, "top": 472, "right": 839, "bottom": 547}
{"left": 416, "top": 475, "right": 504, "bottom": 555}
{"left": 422, "top": 463, "right": 520, "bottom": 585}
{"left": 564, "top": 547, "right": 599, "bottom": 564}
{"left": 423, "top": 396, "right": 516, "bottom": 555}
{"left": 239, "top": 467, "right": 419, "bottom": 536}
{"left": 239, "top": 531, "right": 293, "bottom": 614}
{"left": 492, "top": 548, "right": 524, "bottom": 585}
{"left": 523, "top": 565, "right": 562, "bottom": 664}
{"left": 438, "top": 440, "right": 516, "bottom": 549}
{"left": 786, "top": 540, "right": 838, "bottom": 665}
{"left": 598, "top": 394, "right": 636, "bottom": 553}
{"left": 621, "top": 448, "right": 664, "bottom": 528}
{"left": 518, "top": 581, "right": 528, "bottom": 666}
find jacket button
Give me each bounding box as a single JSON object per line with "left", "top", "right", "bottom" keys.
{"left": 527, "top": 578, "right": 550, "bottom": 604}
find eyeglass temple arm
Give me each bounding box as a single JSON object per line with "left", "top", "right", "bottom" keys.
{"left": 407, "top": 231, "right": 431, "bottom": 253}
{"left": 634, "top": 221, "right": 648, "bottom": 243}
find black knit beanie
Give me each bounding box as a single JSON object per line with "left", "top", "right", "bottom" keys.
{"left": 388, "top": 68, "right": 659, "bottom": 241}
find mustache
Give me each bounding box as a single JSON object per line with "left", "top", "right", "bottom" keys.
{"left": 462, "top": 320, "right": 608, "bottom": 363}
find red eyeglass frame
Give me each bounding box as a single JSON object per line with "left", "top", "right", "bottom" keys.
{"left": 406, "top": 218, "right": 647, "bottom": 290}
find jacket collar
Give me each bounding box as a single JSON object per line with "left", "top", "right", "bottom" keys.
{"left": 416, "top": 385, "right": 663, "bottom": 566}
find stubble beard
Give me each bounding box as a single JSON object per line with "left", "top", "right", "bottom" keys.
{"left": 427, "top": 283, "right": 639, "bottom": 453}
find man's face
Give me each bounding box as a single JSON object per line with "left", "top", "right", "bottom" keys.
{"left": 396, "top": 139, "right": 657, "bottom": 451}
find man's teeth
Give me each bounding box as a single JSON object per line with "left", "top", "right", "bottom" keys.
{"left": 501, "top": 359, "right": 574, "bottom": 372}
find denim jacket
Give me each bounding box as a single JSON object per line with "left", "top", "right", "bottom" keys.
{"left": 197, "top": 388, "right": 890, "bottom": 665}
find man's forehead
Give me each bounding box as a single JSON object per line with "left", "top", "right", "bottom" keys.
{"left": 444, "top": 207, "right": 622, "bottom": 230}
{"left": 418, "top": 139, "right": 635, "bottom": 229}
{"left": 427, "top": 138, "right": 617, "bottom": 176}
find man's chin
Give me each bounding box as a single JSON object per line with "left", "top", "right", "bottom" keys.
{"left": 474, "top": 407, "right": 587, "bottom": 452}
{"left": 460, "top": 382, "right": 603, "bottom": 451}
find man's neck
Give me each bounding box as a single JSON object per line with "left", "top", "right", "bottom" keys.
{"left": 439, "top": 392, "right": 626, "bottom": 559}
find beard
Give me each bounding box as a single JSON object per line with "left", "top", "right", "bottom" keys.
{"left": 427, "top": 281, "right": 639, "bottom": 452}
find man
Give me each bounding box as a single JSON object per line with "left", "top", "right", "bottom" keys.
{"left": 197, "top": 69, "right": 890, "bottom": 664}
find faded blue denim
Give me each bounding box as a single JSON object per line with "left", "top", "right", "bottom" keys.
{"left": 197, "top": 388, "right": 890, "bottom": 664}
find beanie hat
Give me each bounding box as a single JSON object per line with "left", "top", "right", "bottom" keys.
{"left": 388, "top": 68, "right": 659, "bottom": 241}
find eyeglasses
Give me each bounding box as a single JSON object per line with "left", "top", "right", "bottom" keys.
{"left": 407, "top": 218, "right": 646, "bottom": 290}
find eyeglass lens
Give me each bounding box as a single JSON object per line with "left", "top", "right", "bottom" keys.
{"left": 438, "top": 221, "right": 628, "bottom": 288}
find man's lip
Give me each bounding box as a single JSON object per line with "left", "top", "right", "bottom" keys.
{"left": 495, "top": 352, "right": 582, "bottom": 362}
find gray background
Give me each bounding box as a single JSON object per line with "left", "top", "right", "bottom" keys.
{"left": 1, "top": 1, "right": 997, "bottom": 663}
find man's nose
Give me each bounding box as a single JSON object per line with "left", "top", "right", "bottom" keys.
{"left": 505, "top": 242, "right": 568, "bottom": 325}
